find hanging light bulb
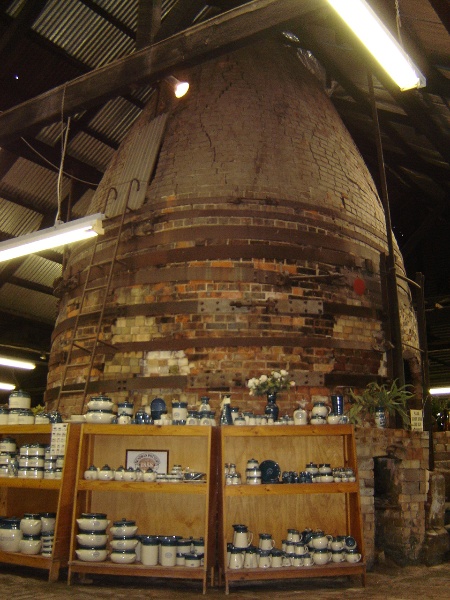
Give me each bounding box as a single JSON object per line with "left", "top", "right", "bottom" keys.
{"left": 165, "top": 75, "right": 190, "bottom": 98}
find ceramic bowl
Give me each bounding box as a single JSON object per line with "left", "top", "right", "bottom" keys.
{"left": 20, "top": 517, "right": 42, "bottom": 535}
{"left": 76, "top": 533, "right": 108, "bottom": 547}
{"left": 19, "top": 536, "right": 41, "bottom": 555}
{"left": 110, "top": 536, "right": 139, "bottom": 550}
{"left": 76, "top": 514, "right": 109, "bottom": 531}
{"left": 76, "top": 547, "right": 108, "bottom": 562}
{"left": 110, "top": 524, "right": 138, "bottom": 537}
{"left": 86, "top": 397, "right": 114, "bottom": 411}
{"left": 85, "top": 410, "right": 115, "bottom": 424}
{"left": 110, "top": 549, "right": 136, "bottom": 564}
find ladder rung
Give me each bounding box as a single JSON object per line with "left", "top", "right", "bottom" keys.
{"left": 63, "top": 361, "right": 91, "bottom": 368}
{"left": 85, "top": 284, "right": 108, "bottom": 293}
{"left": 59, "top": 389, "right": 85, "bottom": 395}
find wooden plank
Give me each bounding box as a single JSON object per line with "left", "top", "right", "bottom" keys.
{"left": 0, "top": 0, "right": 321, "bottom": 145}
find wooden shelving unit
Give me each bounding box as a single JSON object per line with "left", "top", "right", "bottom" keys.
{"left": 218, "top": 424, "right": 366, "bottom": 594}
{"left": 68, "top": 424, "right": 217, "bottom": 594}
{"left": 0, "top": 424, "right": 80, "bottom": 582}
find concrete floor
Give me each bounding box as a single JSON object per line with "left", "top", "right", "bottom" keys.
{"left": 0, "top": 560, "right": 449, "bottom": 599}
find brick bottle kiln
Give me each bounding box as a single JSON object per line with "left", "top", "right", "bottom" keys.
{"left": 45, "top": 40, "right": 421, "bottom": 417}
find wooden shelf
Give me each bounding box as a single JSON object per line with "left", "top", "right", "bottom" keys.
{"left": 0, "top": 423, "right": 80, "bottom": 582}
{"left": 77, "top": 480, "right": 207, "bottom": 494}
{"left": 69, "top": 560, "right": 205, "bottom": 580}
{"left": 68, "top": 424, "right": 218, "bottom": 594}
{"left": 219, "top": 424, "right": 366, "bottom": 593}
{"left": 0, "top": 478, "right": 61, "bottom": 490}
{"left": 224, "top": 482, "right": 360, "bottom": 496}
{"left": 224, "top": 560, "right": 367, "bottom": 582}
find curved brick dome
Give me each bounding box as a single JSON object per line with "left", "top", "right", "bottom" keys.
{"left": 46, "top": 40, "right": 419, "bottom": 415}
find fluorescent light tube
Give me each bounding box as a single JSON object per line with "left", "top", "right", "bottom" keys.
{"left": 429, "top": 387, "right": 450, "bottom": 395}
{"left": 327, "top": 0, "right": 426, "bottom": 91}
{"left": 0, "top": 214, "right": 105, "bottom": 263}
{"left": 0, "top": 382, "right": 15, "bottom": 391}
{"left": 0, "top": 357, "right": 35, "bottom": 370}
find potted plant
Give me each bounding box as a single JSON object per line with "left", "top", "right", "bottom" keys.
{"left": 347, "top": 380, "right": 414, "bottom": 428}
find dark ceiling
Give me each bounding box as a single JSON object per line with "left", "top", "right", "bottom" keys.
{"left": 0, "top": 0, "right": 449, "bottom": 402}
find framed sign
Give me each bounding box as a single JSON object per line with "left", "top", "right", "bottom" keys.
{"left": 126, "top": 449, "right": 169, "bottom": 473}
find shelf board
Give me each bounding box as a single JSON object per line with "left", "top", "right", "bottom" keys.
{"left": 0, "top": 425, "right": 53, "bottom": 434}
{"left": 221, "top": 424, "right": 354, "bottom": 437}
{"left": 78, "top": 479, "right": 208, "bottom": 494}
{"left": 0, "top": 478, "right": 60, "bottom": 490}
{"left": 224, "top": 482, "right": 360, "bottom": 496}
{"left": 0, "top": 550, "right": 55, "bottom": 569}
{"left": 225, "top": 561, "right": 366, "bottom": 582}
{"left": 69, "top": 560, "right": 206, "bottom": 580}
{"left": 82, "top": 424, "right": 212, "bottom": 437}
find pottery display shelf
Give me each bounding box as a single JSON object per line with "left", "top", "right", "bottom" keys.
{"left": 218, "top": 424, "right": 366, "bottom": 594}
{"left": 0, "top": 424, "right": 80, "bottom": 582}
{"left": 67, "top": 424, "right": 218, "bottom": 595}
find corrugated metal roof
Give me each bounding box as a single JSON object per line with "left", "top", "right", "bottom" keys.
{"left": 68, "top": 131, "right": 115, "bottom": 172}
{"left": 0, "top": 198, "right": 42, "bottom": 237}
{"left": 14, "top": 256, "right": 61, "bottom": 288}
{"left": 0, "top": 282, "right": 58, "bottom": 323}
{"left": 32, "top": 0, "right": 136, "bottom": 69}
{"left": 88, "top": 97, "right": 142, "bottom": 144}
{"left": 1, "top": 159, "right": 68, "bottom": 214}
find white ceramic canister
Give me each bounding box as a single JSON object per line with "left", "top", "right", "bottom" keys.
{"left": 172, "top": 401, "right": 188, "bottom": 422}
{"left": 17, "top": 409, "right": 34, "bottom": 424}
{"left": 140, "top": 535, "right": 159, "bottom": 566}
{"left": 159, "top": 536, "right": 177, "bottom": 566}
{"left": 20, "top": 513, "right": 42, "bottom": 535}
{"left": 40, "top": 512, "right": 56, "bottom": 532}
{"left": 27, "top": 467, "right": 44, "bottom": 479}
{"left": 184, "top": 553, "right": 202, "bottom": 568}
{"left": 19, "top": 534, "right": 41, "bottom": 555}
{"left": 0, "top": 407, "right": 9, "bottom": 424}
{"left": 0, "top": 438, "right": 15, "bottom": 454}
{"left": 19, "top": 456, "right": 45, "bottom": 468}
{"left": 8, "top": 390, "right": 31, "bottom": 409}
{"left": 0, "top": 518, "right": 23, "bottom": 552}
{"left": 7, "top": 408, "right": 21, "bottom": 424}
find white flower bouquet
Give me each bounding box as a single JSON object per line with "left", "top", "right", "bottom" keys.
{"left": 247, "top": 370, "right": 295, "bottom": 396}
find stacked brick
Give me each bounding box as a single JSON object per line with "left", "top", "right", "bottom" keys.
{"left": 46, "top": 40, "right": 420, "bottom": 415}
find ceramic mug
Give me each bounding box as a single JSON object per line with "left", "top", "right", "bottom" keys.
{"left": 233, "top": 524, "right": 253, "bottom": 548}
{"left": 312, "top": 549, "right": 332, "bottom": 565}
{"left": 302, "top": 553, "right": 314, "bottom": 566}
{"left": 243, "top": 548, "right": 258, "bottom": 568}
{"left": 228, "top": 548, "right": 244, "bottom": 569}
{"left": 257, "top": 550, "right": 272, "bottom": 568}
{"left": 271, "top": 550, "right": 283, "bottom": 568}
{"left": 345, "top": 549, "right": 362, "bottom": 563}
{"left": 292, "top": 555, "right": 304, "bottom": 567}
{"left": 331, "top": 549, "right": 346, "bottom": 563}
{"left": 258, "top": 533, "right": 275, "bottom": 551}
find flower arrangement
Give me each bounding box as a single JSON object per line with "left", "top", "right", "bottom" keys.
{"left": 247, "top": 370, "right": 295, "bottom": 396}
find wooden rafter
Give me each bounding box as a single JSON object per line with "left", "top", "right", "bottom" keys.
{"left": 0, "top": 0, "right": 322, "bottom": 145}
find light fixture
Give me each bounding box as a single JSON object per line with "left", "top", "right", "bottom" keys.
{"left": 429, "top": 387, "right": 450, "bottom": 395}
{"left": 0, "top": 382, "right": 15, "bottom": 391}
{"left": 0, "top": 357, "right": 35, "bottom": 370}
{"left": 0, "top": 213, "right": 105, "bottom": 263}
{"left": 326, "top": 0, "right": 426, "bottom": 91}
{"left": 165, "top": 75, "right": 190, "bottom": 98}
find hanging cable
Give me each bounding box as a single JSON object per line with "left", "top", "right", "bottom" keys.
{"left": 395, "top": 0, "right": 403, "bottom": 45}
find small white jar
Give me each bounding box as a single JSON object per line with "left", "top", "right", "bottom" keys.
{"left": 0, "top": 437, "right": 16, "bottom": 453}
{"left": 19, "top": 534, "right": 41, "bottom": 555}
{"left": 20, "top": 514, "right": 42, "bottom": 535}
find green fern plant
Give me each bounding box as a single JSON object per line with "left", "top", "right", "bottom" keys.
{"left": 347, "top": 380, "right": 413, "bottom": 428}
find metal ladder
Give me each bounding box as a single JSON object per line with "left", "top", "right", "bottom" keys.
{"left": 56, "top": 179, "right": 140, "bottom": 412}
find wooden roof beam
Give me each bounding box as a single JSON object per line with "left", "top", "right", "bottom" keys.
{"left": 0, "top": 0, "right": 322, "bottom": 145}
